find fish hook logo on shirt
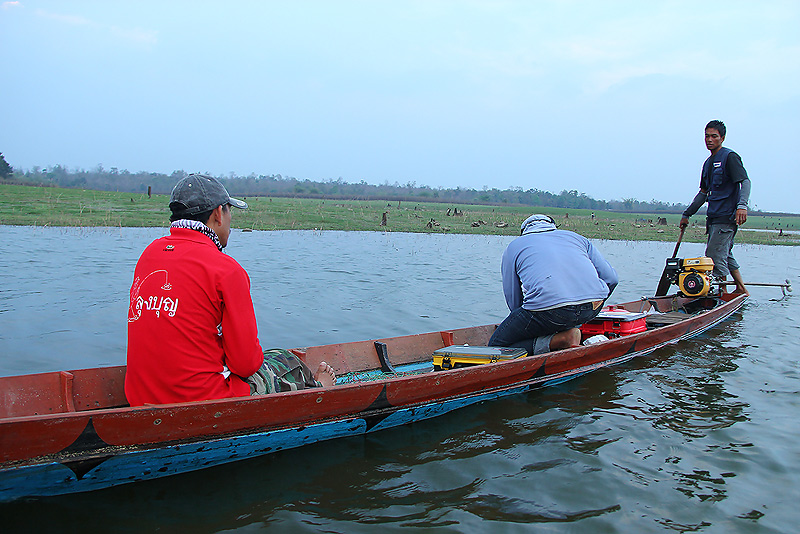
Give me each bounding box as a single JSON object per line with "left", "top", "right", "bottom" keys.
{"left": 128, "top": 269, "right": 179, "bottom": 322}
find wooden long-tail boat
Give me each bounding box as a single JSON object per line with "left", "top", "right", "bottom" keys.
{"left": 0, "top": 292, "right": 746, "bottom": 502}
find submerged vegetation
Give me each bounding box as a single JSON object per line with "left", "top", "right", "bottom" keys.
{"left": 1, "top": 184, "right": 798, "bottom": 246}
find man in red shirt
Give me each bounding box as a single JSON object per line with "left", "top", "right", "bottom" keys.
{"left": 125, "top": 174, "right": 334, "bottom": 406}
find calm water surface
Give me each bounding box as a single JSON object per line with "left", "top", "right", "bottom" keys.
{"left": 1, "top": 226, "right": 798, "bottom": 533}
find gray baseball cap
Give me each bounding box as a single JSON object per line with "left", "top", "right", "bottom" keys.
{"left": 169, "top": 174, "right": 248, "bottom": 216}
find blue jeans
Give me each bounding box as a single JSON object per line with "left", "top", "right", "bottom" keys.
{"left": 488, "top": 302, "right": 602, "bottom": 355}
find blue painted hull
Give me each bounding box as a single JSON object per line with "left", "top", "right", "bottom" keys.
{"left": 0, "top": 294, "right": 747, "bottom": 502}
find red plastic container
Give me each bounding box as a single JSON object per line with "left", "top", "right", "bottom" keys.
{"left": 580, "top": 307, "right": 647, "bottom": 338}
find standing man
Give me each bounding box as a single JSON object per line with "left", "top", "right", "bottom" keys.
{"left": 488, "top": 214, "right": 618, "bottom": 356}
{"left": 126, "top": 174, "right": 334, "bottom": 406}
{"left": 680, "top": 120, "right": 751, "bottom": 295}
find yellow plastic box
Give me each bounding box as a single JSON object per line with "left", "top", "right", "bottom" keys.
{"left": 433, "top": 345, "right": 527, "bottom": 371}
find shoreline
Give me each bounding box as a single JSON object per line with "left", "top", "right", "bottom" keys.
{"left": 1, "top": 184, "right": 798, "bottom": 246}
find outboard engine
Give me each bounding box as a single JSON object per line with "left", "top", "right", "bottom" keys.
{"left": 661, "top": 257, "right": 715, "bottom": 297}
{"left": 678, "top": 257, "right": 715, "bottom": 297}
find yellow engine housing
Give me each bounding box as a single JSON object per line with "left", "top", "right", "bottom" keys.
{"left": 678, "top": 257, "right": 714, "bottom": 297}
{"left": 681, "top": 257, "right": 714, "bottom": 273}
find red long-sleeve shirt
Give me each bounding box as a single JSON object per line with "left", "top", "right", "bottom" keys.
{"left": 125, "top": 228, "right": 264, "bottom": 406}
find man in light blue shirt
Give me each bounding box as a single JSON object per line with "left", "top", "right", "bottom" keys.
{"left": 489, "top": 214, "right": 618, "bottom": 355}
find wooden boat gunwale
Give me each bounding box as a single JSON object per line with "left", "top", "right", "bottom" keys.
{"left": 0, "top": 291, "right": 747, "bottom": 501}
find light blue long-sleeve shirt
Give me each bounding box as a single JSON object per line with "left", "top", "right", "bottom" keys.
{"left": 501, "top": 229, "right": 618, "bottom": 311}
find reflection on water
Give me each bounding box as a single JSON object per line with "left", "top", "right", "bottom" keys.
{"left": 645, "top": 323, "right": 749, "bottom": 440}
{"left": 1, "top": 227, "right": 800, "bottom": 532}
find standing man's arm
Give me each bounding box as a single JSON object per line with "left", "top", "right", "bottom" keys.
{"left": 735, "top": 180, "right": 750, "bottom": 225}
{"left": 728, "top": 152, "right": 750, "bottom": 226}
{"left": 680, "top": 189, "right": 708, "bottom": 228}
{"left": 681, "top": 160, "right": 711, "bottom": 228}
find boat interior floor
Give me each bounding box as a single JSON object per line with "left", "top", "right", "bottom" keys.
{"left": 645, "top": 311, "right": 689, "bottom": 326}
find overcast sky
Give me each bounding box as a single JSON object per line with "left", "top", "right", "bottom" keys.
{"left": 1, "top": 1, "right": 798, "bottom": 212}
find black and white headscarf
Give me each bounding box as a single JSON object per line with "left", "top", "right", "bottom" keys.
{"left": 171, "top": 219, "right": 224, "bottom": 251}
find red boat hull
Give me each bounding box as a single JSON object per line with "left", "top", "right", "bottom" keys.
{"left": 0, "top": 293, "right": 746, "bottom": 501}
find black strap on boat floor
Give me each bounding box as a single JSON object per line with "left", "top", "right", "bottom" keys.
{"left": 374, "top": 341, "right": 396, "bottom": 374}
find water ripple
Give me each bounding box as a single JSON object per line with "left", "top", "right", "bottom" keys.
{"left": 1, "top": 228, "right": 799, "bottom": 532}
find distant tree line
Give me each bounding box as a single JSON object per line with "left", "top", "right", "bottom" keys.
{"left": 0, "top": 153, "right": 12, "bottom": 180}
{"left": 1, "top": 160, "right": 692, "bottom": 213}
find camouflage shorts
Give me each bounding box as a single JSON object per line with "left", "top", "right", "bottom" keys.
{"left": 246, "top": 348, "right": 322, "bottom": 395}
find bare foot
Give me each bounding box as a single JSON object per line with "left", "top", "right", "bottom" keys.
{"left": 314, "top": 361, "right": 336, "bottom": 387}
{"left": 549, "top": 328, "right": 582, "bottom": 351}
{"left": 730, "top": 269, "right": 749, "bottom": 296}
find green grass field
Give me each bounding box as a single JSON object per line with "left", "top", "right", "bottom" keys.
{"left": 1, "top": 184, "right": 797, "bottom": 245}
